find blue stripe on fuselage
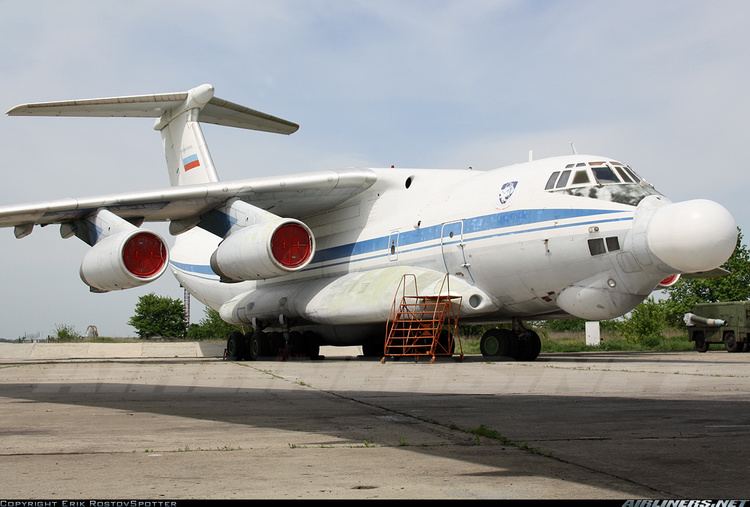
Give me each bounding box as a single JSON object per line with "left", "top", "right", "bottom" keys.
{"left": 170, "top": 207, "right": 631, "bottom": 278}
{"left": 310, "top": 208, "right": 625, "bottom": 264}
{"left": 171, "top": 260, "right": 217, "bottom": 276}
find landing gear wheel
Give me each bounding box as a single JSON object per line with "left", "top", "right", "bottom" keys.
{"left": 244, "top": 332, "right": 260, "bottom": 361}
{"left": 724, "top": 331, "right": 741, "bottom": 353}
{"left": 226, "top": 331, "right": 245, "bottom": 361}
{"left": 693, "top": 332, "right": 708, "bottom": 353}
{"left": 289, "top": 331, "right": 304, "bottom": 357}
{"left": 480, "top": 329, "right": 513, "bottom": 358}
{"left": 267, "top": 332, "right": 284, "bottom": 358}
{"left": 302, "top": 331, "right": 321, "bottom": 359}
{"left": 480, "top": 331, "right": 500, "bottom": 357}
{"left": 514, "top": 330, "right": 541, "bottom": 361}
{"left": 257, "top": 332, "right": 273, "bottom": 357}
{"left": 744, "top": 341, "right": 750, "bottom": 352}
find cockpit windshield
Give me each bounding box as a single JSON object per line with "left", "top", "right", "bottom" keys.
{"left": 543, "top": 161, "right": 660, "bottom": 206}
{"left": 591, "top": 166, "right": 619, "bottom": 184}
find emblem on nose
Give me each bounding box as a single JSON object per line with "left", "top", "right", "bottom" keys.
{"left": 497, "top": 181, "right": 518, "bottom": 209}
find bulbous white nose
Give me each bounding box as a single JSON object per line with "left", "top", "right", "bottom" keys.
{"left": 646, "top": 199, "right": 737, "bottom": 273}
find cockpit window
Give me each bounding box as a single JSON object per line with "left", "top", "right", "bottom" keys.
{"left": 592, "top": 166, "right": 620, "bottom": 184}
{"left": 544, "top": 160, "right": 660, "bottom": 206}
{"left": 624, "top": 166, "right": 641, "bottom": 183}
{"left": 614, "top": 166, "right": 633, "bottom": 183}
{"left": 545, "top": 171, "right": 560, "bottom": 190}
{"left": 572, "top": 170, "right": 590, "bottom": 184}
{"left": 555, "top": 170, "right": 571, "bottom": 188}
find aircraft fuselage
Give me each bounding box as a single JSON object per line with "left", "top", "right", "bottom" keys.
{"left": 169, "top": 153, "right": 737, "bottom": 344}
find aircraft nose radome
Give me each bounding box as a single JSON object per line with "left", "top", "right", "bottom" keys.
{"left": 646, "top": 199, "right": 737, "bottom": 273}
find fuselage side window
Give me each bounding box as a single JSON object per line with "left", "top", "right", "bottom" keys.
{"left": 571, "top": 170, "right": 590, "bottom": 185}
{"left": 588, "top": 238, "right": 606, "bottom": 256}
{"left": 555, "top": 170, "right": 571, "bottom": 188}
{"left": 545, "top": 171, "right": 561, "bottom": 190}
{"left": 615, "top": 167, "right": 633, "bottom": 183}
{"left": 606, "top": 236, "right": 621, "bottom": 251}
{"left": 592, "top": 166, "right": 620, "bottom": 184}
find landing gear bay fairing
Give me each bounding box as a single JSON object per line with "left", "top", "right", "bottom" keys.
{"left": 1, "top": 85, "right": 738, "bottom": 361}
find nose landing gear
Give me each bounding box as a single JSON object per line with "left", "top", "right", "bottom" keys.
{"left": 480, "top": 321, "right": 541, "bottom": 361}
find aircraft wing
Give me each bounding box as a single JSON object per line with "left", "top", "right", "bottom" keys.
{"left": 0, "top": 168, "right": 376, "bottom": 233}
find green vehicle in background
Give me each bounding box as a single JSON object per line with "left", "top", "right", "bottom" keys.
{"left": 685, "top": 301, "right": 750, "bottom": 353}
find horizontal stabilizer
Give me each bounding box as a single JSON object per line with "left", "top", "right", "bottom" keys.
{"left": 200, "top": 96, "right": 298, "bottom": 134}
{"left": 6, "top": 91, "right": 188, "bottom": 118}
{"left": 6, "top": 84, "right": 298, "bottom": 135}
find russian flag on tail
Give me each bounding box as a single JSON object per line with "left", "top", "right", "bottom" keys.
{"left": 182, "top": 154, "right": 200, "bottom": 171}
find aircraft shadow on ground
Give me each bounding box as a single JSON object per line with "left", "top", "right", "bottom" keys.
{"left": 1, "top": 380, "right": 749, "bottom": 497}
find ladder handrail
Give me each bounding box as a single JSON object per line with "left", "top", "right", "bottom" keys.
{"left": 384, "top": 273, "right": 464, "bottom": 361}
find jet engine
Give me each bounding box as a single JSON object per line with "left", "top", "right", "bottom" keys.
{"left": 657, "top": 274, "right": 681, "bottom": 288}
{"left": 80, "top": 230, "right": 169, "bottom": 292}
{"left": 210, "top": 219, "right": 315, "bottom": 282}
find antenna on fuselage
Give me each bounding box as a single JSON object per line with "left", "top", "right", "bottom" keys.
{"left": 528, "top": 150, "right": 534, "bottom": 162}
{"left": 569, "top": 142, "right": 578, "bottom": 155}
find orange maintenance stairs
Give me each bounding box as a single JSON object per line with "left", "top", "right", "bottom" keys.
{"left": 382, "top": 274, "right": 463, "bottom": 363}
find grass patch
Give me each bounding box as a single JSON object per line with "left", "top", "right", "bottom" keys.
{"left": 470, "top": 424, "right": 513, "bottom": 445}
{"left": 458, "top": 331, "right": 693, "bottom": 354}
{"left": 542, "top": 335, "right": 693, "bottom": 352}
{"left": 466, "top": 424, "right": 545, "bottom": 454}
{"left": 460, "top": 338, "right": 482, "bottom": 355}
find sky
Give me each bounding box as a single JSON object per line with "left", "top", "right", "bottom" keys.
{"left": 0, "top": 0, "right": 748, "bottom": 339}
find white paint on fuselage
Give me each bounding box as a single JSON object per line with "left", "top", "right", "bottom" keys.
{"left": 170, "top": 154, "right": 662, "bottom": 330}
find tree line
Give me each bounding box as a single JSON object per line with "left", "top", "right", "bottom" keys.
{"left": 128, "top": 293, "right": 242, "bottom": 340}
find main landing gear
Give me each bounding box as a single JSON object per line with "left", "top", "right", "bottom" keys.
{"left": 226, "top": 329, "right": 321, "bottom": 361}
{"left": 480, "top": 322, "right": 541, "bottom": 361}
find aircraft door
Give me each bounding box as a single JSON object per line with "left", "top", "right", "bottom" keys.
{"left": 440, "top": 220, "right": 473, "bottom": 281}
{"left": 388, "top": 230, "right": 399, "bottom": 261}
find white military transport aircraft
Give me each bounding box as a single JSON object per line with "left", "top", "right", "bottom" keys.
{"left": 0, "top": 84, "right": 738, "bottom": 361}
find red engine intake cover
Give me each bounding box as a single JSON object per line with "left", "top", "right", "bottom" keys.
{"left": 270, "top": 223, "right": 313, "bottom": 269}
{"left": 122, "top": 232, "right": 168, "bottom": 278}
{"left": 658, "top": 274, "right": 680, "bottom": 287}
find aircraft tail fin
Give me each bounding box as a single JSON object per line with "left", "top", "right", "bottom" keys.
{"left": 7, "top": 84, "right": 299, "bottom": 187}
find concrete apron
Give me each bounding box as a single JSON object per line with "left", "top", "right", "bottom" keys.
{"left": 0, "top": 342, "right": 362, "bottom": 361}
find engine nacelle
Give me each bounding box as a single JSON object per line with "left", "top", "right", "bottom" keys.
{"left": 657, "top": 274, "right": 681, "bottom": 288}
{"left": 80, "top": 230, "right": 169, "bottom": 292}
{"left": 210, "top": 219, "right": 315, "bottom": 282}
